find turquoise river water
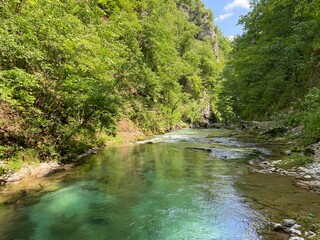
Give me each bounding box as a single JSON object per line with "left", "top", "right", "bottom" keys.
{"left": 1, "top": 129, "right": 320, "bottom": 240}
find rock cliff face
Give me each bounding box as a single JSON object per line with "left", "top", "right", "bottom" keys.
{"left": 196, "top": 12, "right": 220, "bottom": 62}
{"left": 177, "top": 3, "right": 220, "bottom": 62}
{"left": 201, "top": 102, "right": 217, "bottom": 127}
{"left": 177, "top": 2, "right": 220, "bottom": 125}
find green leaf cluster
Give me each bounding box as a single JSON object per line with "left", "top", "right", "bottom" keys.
{"left": 0, "top": 0, "right": 227, "bottom": 161}
{"left": 218, "top": 0, "right": 320, "bottom": 124}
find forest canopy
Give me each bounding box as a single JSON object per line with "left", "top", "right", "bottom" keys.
{"left": 0, "top": 0, "right": 228, "bottom": 166}
{"left": 218, "top": 0, "right": 320, "bottom": 143}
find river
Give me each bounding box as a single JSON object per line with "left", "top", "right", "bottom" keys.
{"left": 0, "top": 128, "right": 320, "bottom": 239}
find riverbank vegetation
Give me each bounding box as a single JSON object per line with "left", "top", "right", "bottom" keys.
{"left": 218, "top": 0, "right": 320, "bottom": 145}
{"left": 0, "top": 0, "right": 229, "bottom": 173}
{"left": 1, "top": 0, "right": 320, "bottom": 175}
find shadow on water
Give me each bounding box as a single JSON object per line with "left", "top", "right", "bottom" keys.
{"left": 0, "top": 128, "right": 320, "bottom": 240}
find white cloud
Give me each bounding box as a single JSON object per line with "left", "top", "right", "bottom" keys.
{"left": 217, "top": 13, "right": 234, "bottom": 21}
{"left": 224, "top": 0, "right": 250, "bottom": 12}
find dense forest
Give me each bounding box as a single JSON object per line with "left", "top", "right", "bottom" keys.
{"left": 1, "top": 0, "right": 320, "bottom": 174}
{"left": 0, "top": 0, "right": 229, "bottom": 172}
{"left": 218, "top": 0, "right": 320, "bottom": 144}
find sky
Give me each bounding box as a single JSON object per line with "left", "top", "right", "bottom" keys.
{"left": 202, "top": 0, "right": 251, "bottom": 37}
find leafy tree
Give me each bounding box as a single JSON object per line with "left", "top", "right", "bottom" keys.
{"left": 0, "top": 0, "right": 227, "bottom": 164}
{"left": 219, "top": 0, "right": 320, "bottom": 122}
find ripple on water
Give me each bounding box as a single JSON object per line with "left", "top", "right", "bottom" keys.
{"left": 210, "top": 147, "right": 246, "bottom": 160}
{"left": 1, "top": 129, "right": 290, "bottom": 240}
{"left": 210, "top": 137, "right": 256, "bottom": 148}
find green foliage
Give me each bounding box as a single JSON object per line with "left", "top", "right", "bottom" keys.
{"left": 0, "top": 146, "right": 10, "bottom": 158}
{"left": 289, "top": 88, "right": 320, "bottom": 144}
{"left": 0, "top": 0, "right": 227, "bottom": 166}
{"left": 0, "top": 148, "right": 40, "bottom": 173}
{"left": 0, "top": 69, "right": 39, "bottom": 107}
{"left": 218, "top": 0, "right": 320, "bottom": 123}
{"left": 276, "top": 153, "right": 313, "bottom": 168}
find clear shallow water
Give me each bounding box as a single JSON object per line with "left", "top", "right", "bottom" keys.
{"left": 1, "top": 129, "right": 320, "bottom": 240}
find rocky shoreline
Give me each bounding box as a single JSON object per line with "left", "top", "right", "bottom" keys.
{"left": 0, "top": 118, "right": 149, "bottom": 186}
{"left": 255, "top": 160, "right": 320, "bottom": 193}
{"left": 251, "top": 142, "right": 320, "bottom": 194}
{"left": 239, "top": 123, "right": 320, "bottom": 239}
{"left": 2, "top": 123, "right": 320, "bottom": 191}
{"left": 235, "top": 121, "right": 320, "bottom": 193}
{"left": 273, "top": 219, "right": 316, "bottom": 240}
{"left": 0, "top": 147, "right": 102, "bottom": 186}
{"left": 0, "top": 124, "right": 320, "bottom": 239}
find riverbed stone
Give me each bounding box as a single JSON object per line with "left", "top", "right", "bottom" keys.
{"left": 288, "top": 237, "right": 304, "bottom": 240}
{"left": 292, "top": 224, "right": 301, "bottom": 229}
{"left": 290, "top": 228, "right": 302, "bottom": 235}
{"left": 283, "top": 219, "right": 296, "bottom": 227}
{"left": 305, "top": 231, "right": 316, "bottom": 238}
{"left": 273, "top": 223, "right": 284, "bottom": 232}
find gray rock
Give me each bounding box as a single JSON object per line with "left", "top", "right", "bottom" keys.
{"left": 274, "top": 223, "right": 284, "bottom": 232}
{"left": 304, "top": 231, "right": 316, "bottom": 238}
{"left": 288, "top": 237, "right": 304, "bottom": 240}
{"left": 292, "top": 224, "right": 301, "bottom": 229}
{"left": 290, "top": 228, "right": 301, "bottom": 235}
{"left": 283, "top": 219, "right": 296, "bottom": 227}
{"left": 273, "top": 223, "right": 290, "bottom": 233}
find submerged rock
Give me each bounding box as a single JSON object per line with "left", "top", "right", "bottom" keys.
{"left": 210, "top": 147, "right": 245, "bottom": 160}
{"left": 187, "top": 147, "right": 212, "bottom": 152}
{"left": 43, "top": 167, "right": 66, "bottom": 177}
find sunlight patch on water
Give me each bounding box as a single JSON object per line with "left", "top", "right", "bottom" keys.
{"left": 138, "top": 129, "right": 215, "bottom": 144}
{"left": 26, "top": 181, "right": 115, "bottom": 240}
